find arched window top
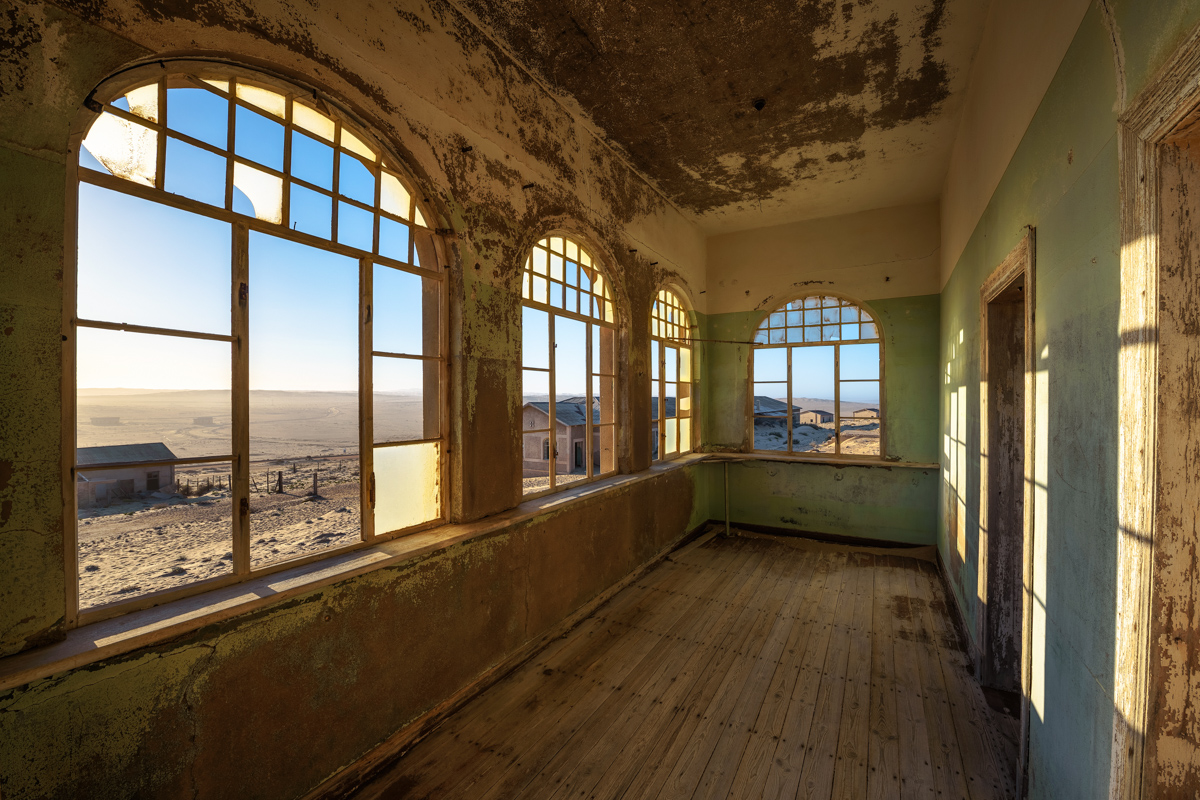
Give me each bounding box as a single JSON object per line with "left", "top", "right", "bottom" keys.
{"left": 79, "top": 67, "right": 433, "bottom": 270}
{"left": 753, "top": 295, "right": 878, "bottom": 346}
{"left": 521, "top": 235, "right": 615, "bottom": 325}
{"left": 651, "top": 287, "right": 691, "bottom": 343}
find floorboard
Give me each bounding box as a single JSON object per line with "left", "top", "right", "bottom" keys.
{"left": 348, "top": 533, "right": 1015, "bottom": 800}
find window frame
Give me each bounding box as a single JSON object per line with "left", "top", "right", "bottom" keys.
{"left": 519, "top": 232, "right": 620, "bottom": 500}
{"left": 650, "top": 285, "right": 696, "bottom": 462}
{"left": 747, "top": 293, "right": 886, "bottom": 460}
{"left": 63, "top": 61, "right": 450, "bottom": 627}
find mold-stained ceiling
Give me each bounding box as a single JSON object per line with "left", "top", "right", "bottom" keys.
{"left": 457, "top": 0, "right": 990, "bottom": 234}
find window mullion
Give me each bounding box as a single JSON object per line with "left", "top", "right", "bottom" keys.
{"left": 548, "top": 311, "right": 557, "bottom": 489}
{"left": 231, "top": 221, "right": 251, "bottom": 575}
{"left": 586, "top": 321, "right": 594, "bottom": 479}
{"left": 786, "top": 346, "right": 793, "bottom": 455}
{"left": 224, "top": 79, "right": 236, "bottom": 213}
{"left": 359, "top": 257, "right": 375, "bottom": 542}
{"left": 155, "top": 79, "right": 167, "bottom": 192}
{"left": 834, "top": 344, "right": 842, "bottom": 456}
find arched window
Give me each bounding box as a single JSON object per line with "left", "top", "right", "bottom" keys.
{"left": 71, "top": 66, "right": 444, "bottom": 618}
{"left": 520, "top": 235, "right": 617, "bottom": 496}
{"left": 650, "top": 288, "right": 694, "bottom": 460}
{"left": 750, "top": 295, "right": 882, "bottom": 457}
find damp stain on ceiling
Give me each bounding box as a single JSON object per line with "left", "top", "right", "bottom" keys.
{"left": 458, "top": 0, "right": 990, "bottom": 233}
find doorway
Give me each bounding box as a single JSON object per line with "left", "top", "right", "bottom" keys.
{"left": 978, "top": 232, "right": 1035, "bottom": 791}
{"left": 983, "top": 274, "right": 1025, "bottom": 694}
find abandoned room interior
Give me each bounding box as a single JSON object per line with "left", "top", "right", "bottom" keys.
{"left": 6, "top": 0, "right": 1200, "bottom": 798}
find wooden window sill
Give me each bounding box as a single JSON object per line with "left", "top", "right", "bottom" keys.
{"left": 703, "top": 452, "right": 939, "bottom": 470}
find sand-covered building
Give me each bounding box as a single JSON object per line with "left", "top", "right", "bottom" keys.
{"left": 3, "top": 1, "right": 1200, "bottom": 798}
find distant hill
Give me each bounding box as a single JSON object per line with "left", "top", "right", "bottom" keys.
{"left": 784, "top": 397, "right": 879, "bottom": 415}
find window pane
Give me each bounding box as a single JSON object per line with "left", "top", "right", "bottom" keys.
{"left": 379, "top": 217, "right": 410, "bottom": 262}
{"left": 555, "top": 316, "right": 588, "bottom": 401}
{"left": 522, "top": 428, "right": 550, "bottom": 496}
{"left": 753, "top": 416, "right": 788, "bottom": 451}
{"left": 233, "top": 162, "right": 283, "bottom": 224}
{"left": 840, "top": 383, "right": 880, "bottom": 456}
{"left": 374, "top": 442, "right": 440, "bottom": 534}
{"left": 235, "top": 105, "right": 284, "bottom": 171}
{"left": 375, "top": 266, "right": 438, "bottom": 358}
{"left": 337, "top": 201, "right": 373, "bottom": 251}
{"left": 339, "top": 152, "right": 376, "bottom": 206}
{"left": 840, "top": 343, "right": 880, "bottom": 380}
{"left": 665, "top": 418, "right": 678, "bottom": 456}
{"left": 680, "top": 347, "right": 692, "bottom": 383}
{"left": 291, "top": 131, "right": 334, "bottom": 190}
{"left": 522, "top": 306, "right": 549, "bottom": 369}
{"left": 651, "top": 339, "right": 660, "bottom": 380}
{"left": 77, "top": 184, "right": 231, "bottom": 335}
{"left": 679, "top": 417, "right": 692, "bottom": 453}
{"left": 523, "top": 368, "right": 549, "bottom": 400}
{"left": 289, "top": 183, "right": 332, "bottom": 239}
{"left": 374, "top": 356, "right": 438, "bottom": 442}
{"left": 664, "top": 346, "right": 678, "bottom": 382}
{"left": 165, "top": 137, "right": 226, "bottom": 207}
{"left": 248, "top": 233, "right": 359, "bottom": 567}
{"left": 77, "top": 328, "right": 231, "bottom": 458}
{"left": 791, "top": 345, "right": 836, "bottom": 454}
{"left": 167, "top": 87, "right": 228, "bottom": 149}
{"left": 77, "top": 459, "right": 234, "bottom": 611}
{"left": 753, "top": 347, "right": 787, "bottom": 382}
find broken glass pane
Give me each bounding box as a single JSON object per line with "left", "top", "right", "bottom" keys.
{"left": 81, "top": 112, "right": 157, "bottom": 187}
{"left": 233, "top": 162, "right": 283, "bottom": 224}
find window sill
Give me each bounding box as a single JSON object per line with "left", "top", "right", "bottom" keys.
{"left": 0, "top": 454, "right": 707, "bottom": 692}
{"left": 704, "top": 451, "right": 939, "bottom": 470}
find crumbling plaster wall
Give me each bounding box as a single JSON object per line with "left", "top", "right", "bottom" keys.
{"left": 699, "top": 203, "right": 941, "bottom": 543}
{"left": 936, "top": 1, "right": 1200, "bottom": 798}
{"left": 0, "top": 0, "right": 713, "bottom": 795}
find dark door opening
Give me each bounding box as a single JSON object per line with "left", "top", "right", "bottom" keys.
{"left": 574, "top": 442, "right": 584, "bottom": 470}
{"left": 984, "top": 273, "right": 1026, "bottom": 699}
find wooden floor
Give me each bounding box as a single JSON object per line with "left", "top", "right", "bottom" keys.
{"left": 352, "top": 532, "right": 1016, "bottom": 800}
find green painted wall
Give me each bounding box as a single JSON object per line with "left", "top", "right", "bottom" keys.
{"left": 937, "top": 3, "right": 1200, "bottom": 798}
{"left": 699, "top": 294, "right": 940, "bottom": 544}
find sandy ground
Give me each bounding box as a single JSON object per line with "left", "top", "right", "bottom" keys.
{"left": 78, "top": 457, "right": 361, "bottom": 609}
{"left": 754, "top": 419, "right": 880, "bottom": 455}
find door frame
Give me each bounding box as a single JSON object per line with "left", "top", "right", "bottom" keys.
{"left": 1113, "top": 19, "right": 1200, "bottom": 800}
{"left": 978, "top": 230, "right": 1036, "bottom": 793}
